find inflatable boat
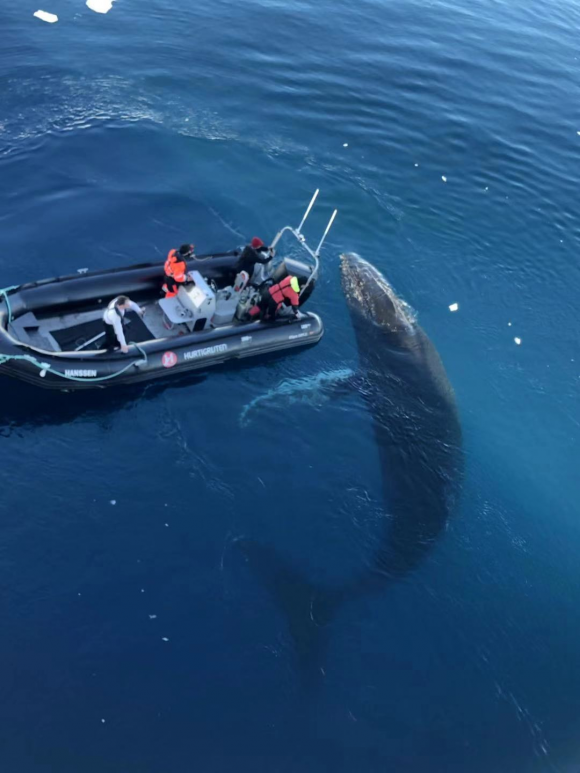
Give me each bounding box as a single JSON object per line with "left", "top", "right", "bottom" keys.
{"left": 0, "top": 191, "right": 337, "bottom": 391}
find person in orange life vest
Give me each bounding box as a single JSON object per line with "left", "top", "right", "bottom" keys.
{"left": 254, "top": 275, "right": 302, "bottom": 320}
{"left": 162, "top": 244, "right": 195, "bottom": 298}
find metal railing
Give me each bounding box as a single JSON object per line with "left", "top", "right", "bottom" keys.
{"left": 269, "top": 190, "right": 338, "bottom": 297}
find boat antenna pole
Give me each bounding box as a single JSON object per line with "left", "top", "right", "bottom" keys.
{"left": 297, "top": 189, "right": 319, "bottom": 235}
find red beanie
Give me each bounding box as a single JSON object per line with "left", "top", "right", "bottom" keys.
{"left": 251, "top": 237, "right": 264, "bottom": 249}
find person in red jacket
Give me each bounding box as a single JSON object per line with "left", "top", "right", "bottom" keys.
{"left": 257, "top": 275, "right": 301, "bottom": 320}
{"left": 162, "top": 244, "right": 194, "bottom": 298}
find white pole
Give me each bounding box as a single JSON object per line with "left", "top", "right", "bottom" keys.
{"left": 297, "top": 189, "right": 319, "bottom": 234}
{"left": 315, "top": 209, "right": 338, "bottom": 256}
{"left": 75, "top": 331, "right": 105, "bottom": 351}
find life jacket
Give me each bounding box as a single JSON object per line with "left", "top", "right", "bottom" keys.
{"left": 268, "top": 275, "right": 300, "bottom": 309}
{"left": 164, "top": 249, "right": 188, "bottom": 282}
{"left": 103, "top": 298, "right": 126, "bottom": 326}
{"left": 163, "top": 249, "right": 188, "bottom": 297}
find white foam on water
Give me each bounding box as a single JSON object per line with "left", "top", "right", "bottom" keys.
{"left": 449, "top": 303, "right": 459, "bottom": 312}
{"left": 86, "top": 0, "right": 115, "bottom": 13}
{"left": 33, "top": 10, "right": 58, "bottom": 23}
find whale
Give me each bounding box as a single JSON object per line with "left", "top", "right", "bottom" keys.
{"left": 236, "top": 253, "right": 463, "bottom": 674}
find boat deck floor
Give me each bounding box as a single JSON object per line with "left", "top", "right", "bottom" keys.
{"left": 8, "top": 299, "right": 241, "bottom": 353}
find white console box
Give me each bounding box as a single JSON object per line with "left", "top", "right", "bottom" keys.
{"left": 177, "top": 271, "right": 216, "bottom": 330}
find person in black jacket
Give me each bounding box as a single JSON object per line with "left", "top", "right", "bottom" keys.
{"left": 237, "top": 237, "right": 274, "bottom": 285}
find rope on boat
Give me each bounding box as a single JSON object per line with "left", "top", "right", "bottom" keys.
{"left": 0, "top": 285, "right": 19, "bottom": 324}
{"left": 0, "top": 344, "right": 148, "bottom": 383}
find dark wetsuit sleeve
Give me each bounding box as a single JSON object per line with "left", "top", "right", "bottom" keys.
{"left": 253, "top": 248, "right": 272, "bottom": 264}
{"left": 238, "top": 246, "right": 271, "bottom": 273}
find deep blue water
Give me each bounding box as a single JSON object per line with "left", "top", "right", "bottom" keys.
{"left": 1, "top": 0, "right": 580, "bottom": 770}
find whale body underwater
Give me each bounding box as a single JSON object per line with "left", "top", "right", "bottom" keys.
{"left": 237, "top": 253, "right": 463, "bottom": 673}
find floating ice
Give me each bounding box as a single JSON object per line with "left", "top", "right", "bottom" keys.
{"left": 101, "top": 718, "right": 106, "bottom": 724}
{"left": 448, "top": 303, "right": 459, "bottom": 312}
{"left": 149, "top": 615, "right": 157, "bottom": 619}
{"left": 343, "top": 143, "right": 348, "bottom": 147}
{"left": 34, "top": 10, "right": 58, "bottom": 22}
{"left": 414, "top": 163, "right": 419, "bottom": 167}
{"left": 514, "top": 337, "right": 522, "bottom": 345}
{"left": 442, "top": 176, "right": 447, "bottom": 182}
{"left": 86, "top": 0, "right": 115, "bottom": 13}
{"left": 162, "top": 637, "right": 169, "bottom": 642}
{"left": 109, "top": 500, "right": 116, "bottom": 505}
{"left": 577, "top": 131, "right": 580, "bottom": 136}
{"left": 508, "top": 322, "right": 512, "bottom": 326}
{"left": 164, "top": 523, "right": 169, "bottom": 527}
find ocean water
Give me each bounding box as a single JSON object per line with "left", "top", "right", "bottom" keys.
{"left": 1, "top": 0, "right": 580, "bottom": 770}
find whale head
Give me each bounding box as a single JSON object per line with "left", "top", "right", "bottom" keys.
{"left": 340, "top": 252, "right": 415, "bottom": 334}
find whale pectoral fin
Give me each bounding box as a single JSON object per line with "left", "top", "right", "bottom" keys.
{"left": 235, "top": 539, "right": 343, "bottom": 674}
{"left": 239, "top": 367, "right": 359, "bottom": 427}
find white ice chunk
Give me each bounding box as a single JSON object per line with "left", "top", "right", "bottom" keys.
{"left": 508, "top": 322, "right": 512, "bottom": 326}
{"left": 149, "top": 614, "right": 157, "bottom": 619}
{"left": 442, "top": 176, "right": 447, "bottom": 182}
{"left": 514, "top": 337, "right": 521, "bottom": 345}
{"left": 414, "top": 163, "right": 419, "bottom": 167}
{"left": 34, "top": 10, "right": 58, "bottom": 22}
{"left": 86, "top": 0, "right": 115, "bottom": 13}
{"left": 109, "top": 500, "right": 116, "bottom": 505}
{"left": 162, "top": 637, "right": 169, "bottom": 642}
{"left": 343, "top": 143, "right": 348, "bottom": 147}
{"left": 101, "top": 718, "right": 106, "bottom": 723}
{"left": 448, "top": 303, "right": 459, "bottom": 312}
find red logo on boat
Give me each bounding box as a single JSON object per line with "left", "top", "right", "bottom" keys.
{"left": 161, "top": 351, "right": 178, "bottom": 368}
